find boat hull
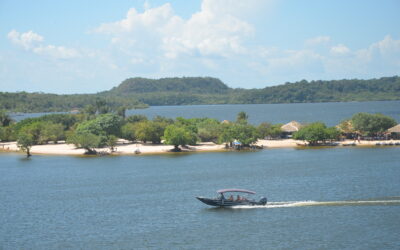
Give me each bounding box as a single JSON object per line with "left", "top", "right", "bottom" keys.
{"left": 196, "top": 197, "right": 267, "bottom": 207}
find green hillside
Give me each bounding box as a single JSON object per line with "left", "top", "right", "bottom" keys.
{"left": 107, "top": 77, "right": 229, "bottom": 94}
{"left": 1, "top": 76, "right": 400, "bottom": 112}
{"left": 104, "top": 76, "right": 400, "bottom": 105}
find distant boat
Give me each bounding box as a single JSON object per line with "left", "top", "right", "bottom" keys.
{"left": 196, "top": 189, "right": 267, "bottom": 207}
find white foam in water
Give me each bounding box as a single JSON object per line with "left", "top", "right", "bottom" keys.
{"left": 231, "top": 199, "right": 400, "bottom": 209}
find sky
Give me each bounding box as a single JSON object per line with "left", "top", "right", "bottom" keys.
{"left": 1, "top": 0, "right": 399, "bottom": 94}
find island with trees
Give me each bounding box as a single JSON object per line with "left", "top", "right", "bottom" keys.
{"left": 1, "top": 108, "right": 399, "bottom": 157}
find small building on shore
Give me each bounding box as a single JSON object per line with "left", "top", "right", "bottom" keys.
{"left": 387, "top": 124, "right": 400, "bottom": 139}
{"left": 336, "top": 120, "right": 358, "bottom": 139}
{"left": 221, "top": 120, "right": 230, "bottom": 124}
{"left": 281, "top": 121, "right": 302, "bottom": 138}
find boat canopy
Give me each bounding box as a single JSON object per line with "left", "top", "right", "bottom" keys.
{"left": 217, "top": 189, "right": 256, "bottom": 194}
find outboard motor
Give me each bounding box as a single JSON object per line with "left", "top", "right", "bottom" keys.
{"left": 259, "top": 197, "right": 267, "bottom": 205}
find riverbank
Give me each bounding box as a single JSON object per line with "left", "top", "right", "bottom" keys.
{"left": 0, "top": 140, "right": 226, "bottom": 155}
{"left": 1, "top": 139, "right": 400, "bottom": 156}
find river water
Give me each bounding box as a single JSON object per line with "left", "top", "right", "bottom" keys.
{"left": 126, "top": 101, "right": 400, "bottom": 125}
{"left": 1, "top": 147, "right": 400, "bottom": 249}
{"left": 13, "top": 101, "right": 400, "bottom": 125}
{"left": 2, "top": 101, "right": 400, "bottom": 249}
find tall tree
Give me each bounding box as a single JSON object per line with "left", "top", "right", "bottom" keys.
{"left": 95, "top": 98, "right": 108, "bottom": 114}
{"left": 121, "top": 123, "right": 137, "bottom": 142}
{"left": 293, "top": 122, "right": 339, "bottom": 145}
{"left": 257, "top": 122, "right": 283, "bottom": 139}
{"left": 351, "top": 113, "right": 397, "bottom": 136}
{"left": 67, "top": 132, "right": 101, "bottom": 154}
{"left": 163, "top": 125, "right": 197, "bottom": 151}
{"left": 116, "top": 106, "right": 126, "bottom": 118}
{"left": 218, "top": 123, "right": 235, "bottom": 146}
{"left": 106, "top": 135, "right": 118, "bottom": 152}
{"left": 40, "top": 123, "right": 65, "bottom": 143}
{"left": 134, "top": 120, "right": 166, "bottom": 144}
{"left": 197, "top": 119, "right": 222, "bottom": 143}
{"left": 0, "top": 110, "right": 13, "bottom": 126}
{"left": 76, "top": 113, "right": 122, "bottom": 137}
{"left": 236, "top": 111, "right": 249, "bottom": 123}
{"left": 230, "top": 123, "right": 258, "bottom": 146}
{"left": 17, "top": 132, "right": 34, "bottom": 157}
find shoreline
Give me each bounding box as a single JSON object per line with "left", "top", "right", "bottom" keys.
{"left": 1, "top": 139, "right": 400, "bottom": 156}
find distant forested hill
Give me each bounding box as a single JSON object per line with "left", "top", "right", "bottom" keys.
{"left": 232, "top": 76, "right": 400, "bottom": 103}
{"left": 1, "top": 76, "right": 399, "bottom": 112}
{"left": 103, "top": 76, "right": 400, "bottom": 105}
{"left": 107, "top": 77, "right": 229, "bottom": 94}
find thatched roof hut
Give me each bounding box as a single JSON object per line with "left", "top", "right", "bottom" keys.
{"left": 281, "top": 121, "right": 302, "bottom": 133}
{"left": 387, "top": 124, "right": 400, "bottom": 133}
{"left": 336, "top": 120, "right": 356, "bottom": 134}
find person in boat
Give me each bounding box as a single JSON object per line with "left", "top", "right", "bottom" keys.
{"left": 236, "top": 195, "right": 241, "bottom": 201}
{"left": 220, "top": 193, "right": 225, "bottom": 200}
{"left": 228, "top": 195, "right": 234, "bottom": 201}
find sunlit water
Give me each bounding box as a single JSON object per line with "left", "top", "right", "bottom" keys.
{"left": 1, "top": 147, "right": 399, "bottom": 249}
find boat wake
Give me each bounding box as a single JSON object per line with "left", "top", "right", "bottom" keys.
{"left": 231, "top": 197, "right": 400, "bottom": 209}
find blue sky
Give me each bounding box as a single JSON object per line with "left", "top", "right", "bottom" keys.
{"left": 1, "top": 0, "right": 399, "bottom": 94}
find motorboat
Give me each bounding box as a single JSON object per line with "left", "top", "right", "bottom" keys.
{"left": 196, "top": 188, "right": 267, "bottom": 207}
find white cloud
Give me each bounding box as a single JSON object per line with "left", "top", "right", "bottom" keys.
{"left": 93, "top": 0, "right": 400, "bottom": 87}
{"left": 200, "top": 0, "right": 266, "bottom": 16}
{"left": 5, "top": 2, "right": 399, "bottom": 93}
{"left": 251, "top": 35, "right": 400, "bottom": 83}
{"left": 253, "top": 48, "right": 325, "bottom": 80}
{"left": 7, "top": 30, "right": 80, "bottom": 59}
{"left": 95, "top": 1, "right": 256, "bottom": 59}
{"left": 7, "top": 30, "right": 44, "bottom": 50}
{"left": 305, "top": 36, "right": 331, "bottom": 46}
{"left": 330, "top": 44, "right": 350, "bottom": 55}
{"left": 365, "top": 35, "right": 400, "bottom": 58}
{"left": 32, "top": 45, "right": 81, "bottom": 59}
{"left": 354, "top": 35, "right": 400, "bottom": 72}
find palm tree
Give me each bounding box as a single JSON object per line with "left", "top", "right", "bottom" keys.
{"left": 236, "top": 111, "right": 248, "bottom": 123}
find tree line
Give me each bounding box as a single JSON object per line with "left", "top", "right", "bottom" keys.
{"left": 0, "top": 109, "right": 398, "bottom": 157}
{"left": 1, "top": 76, "right": 399, "bottom": 113}
{"left": 0, "top": 93, "right": 148, "bottom": 113}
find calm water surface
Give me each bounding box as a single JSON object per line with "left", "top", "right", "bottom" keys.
{"left": 13, "top": 101, "right": 400, "bottom": 125}
{"left": 126, "top": 101, "right": 400, "bottom": 125}
{"left": 1, "top": 147, "right": 400, "bottom": 249}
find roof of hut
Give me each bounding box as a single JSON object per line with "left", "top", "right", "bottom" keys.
{"left": 336, "top": 120, "right": 355, "bottom": 133}
{"left": 387, "top": 124, "right": 400, "bottom": 133}
{"left": 281, "top": 121, "right": 302, "bottom": 133}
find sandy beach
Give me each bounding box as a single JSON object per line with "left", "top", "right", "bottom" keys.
{"left": 0, "top": 140, "right": 226, "bottom": 156}
{"left": 1, "top": 139, "right": 400, "bottom": 156}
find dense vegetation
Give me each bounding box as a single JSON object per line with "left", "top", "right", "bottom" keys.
{"left": 1, "top": 76, "right": 399, "bottom": 113}
{"left": 1, "top": 107, "right": 398, "bottom": 157}
{"left": 103, "top": 76, "right": 400, "bottom": 105}
{"left": 0, "top": 110, "right": 267, "bottom": 156}
{"left": 337, "top": 113, "right": 397, "bottom": 137}
{"left": 0, "top": 92, "right": 147, "bottom": 113}
{"left": 293, "top": 122, "right": 339, "bottom": 145}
